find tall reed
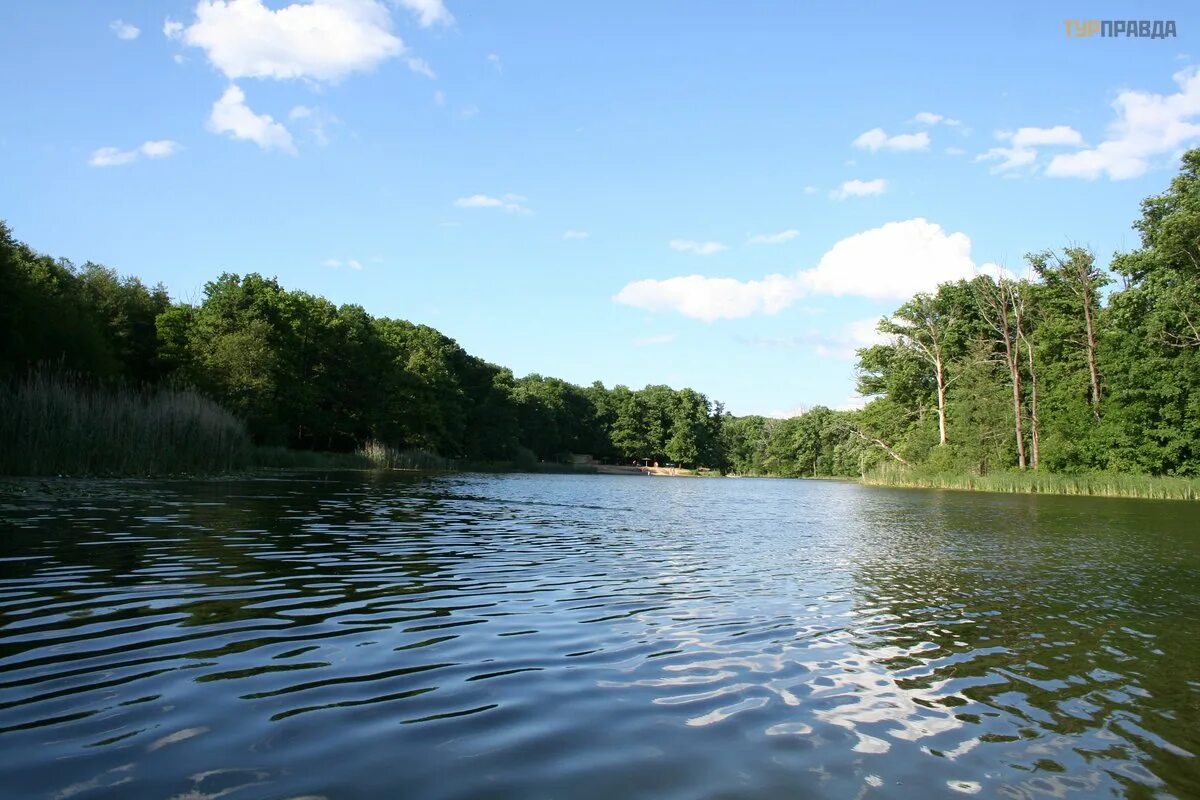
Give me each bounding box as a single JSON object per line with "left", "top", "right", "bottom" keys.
{"left": 0, "top": 369, "right": 251, "bottom": 476}
{"left": 863, "top": 462, "right": 1200, "bottom": 500}
{"left": 354, "top": 440, "right": 451, "bottom": 471}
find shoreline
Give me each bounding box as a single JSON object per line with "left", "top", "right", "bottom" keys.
{"left": 861, "top": 468, "right": 1199, "bottom": 501}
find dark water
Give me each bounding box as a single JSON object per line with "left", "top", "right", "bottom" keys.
{"left": 1, "top": 473, "right": 1197, "bottom": 799}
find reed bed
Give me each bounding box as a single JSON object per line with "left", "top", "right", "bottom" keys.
{"left": 863, "top": 462, "right": 1200, "bottom": 500}
{"left": 0, "top": 370, "right": 251, "bottom": 476}
{"left": 354, "top": 440, "right": 452, "bottom": 471}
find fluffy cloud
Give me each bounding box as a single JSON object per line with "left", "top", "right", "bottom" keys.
{"left": 182, "top": 0, "right": 404, "bottom": 82}
{"left": 975, "top": 126, "right": 1082, "bottom": 173}
{"left": 853, "top": 128, "right": 930, "bottom": 152}
{"left": 614, "top": 218, "right": 1001, "bottom": 321}
{"left": 975, "top": 145, "right": 1036, "bottom": 172}
{"left": 406, "top": 57, "right": 436, "bottom": 78}
{"left": 88, "top": 140, "right": 181, "bottom": 167}
{"left": 913, "top": 111, "right": 960, "bottom": 127}
{"left": 800, "top": 219, "right": 982, "bottom": 299}
{"left": 454, "top": 193, "right": 531, "bottom": 213}
{"left": 615, "top": 274, "right": 797, "bottom": 322}
{"left": 163, "top": 19, "right": 184, "bottom": 39}
{"left": 1008, "top": 126, "right": 1083, "bottom": 148}
{"left": 1046, "top": 68, "right": 1200, "bottom": 180}
{"left": 747, "top": 229, "right": 799, "bottom": 245}
{"left": 208, "top": 85, "right": 296, "bottom": 153}
{"left": 110, "top": 20, "right": 141, "bottom": 40}
{"left": 974, "top": 124, "right": 1089, "bottom": 172}
{"left": 669, "top": 239, "right": 727, "bottom": 256}
{"left": 831, "top": 178, "right": 886, "bottom": 199}
{"left": 394, "top": 0, "right": 453, "bottom": 27}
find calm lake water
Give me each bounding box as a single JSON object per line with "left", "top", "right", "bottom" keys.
{"left": 1, "top": 473, "right": 1197, "bottom": 799}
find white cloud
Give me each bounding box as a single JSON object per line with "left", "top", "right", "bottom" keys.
{"left": 831, "top": 178, "right": 886, "bottom": 199}
{"left": 1046, "top": 67, "right": 1200, "bottom": 180}
{"left": 139, "top": 140, "right": 181, "bottom": 158}
{"left": 1008, "top": 126, "right": 1083, "bottom": 148}
{"left": 454, "top": 193, "right": 531, "bottom": 213}
{"left": 747, "top": 229, "right": 800, "bottom": 245}
{"left": 633, "top": 333, "right": 676, "bottom": 347}
{"left": 614, "top": 218, "right": 999, "bottom": 321}
{"left": 182, "top": 0, "right": 404, "bottom": 83}
{"left": 163, "top": 18, "right": 183, "bottom": 39}
{"left": 913, "top": 111, "right": 961, "bottom": 127}
{"left": 563, "top": 229, "right": 589, "bottom": 239}
{"left": 976, "top": 125, "right": 1083, "bottom": 173}
{"left": 614, "top": 274, "right": 797, "bottom": 322}
{"left": 88, "top": 147, "right": 139, "bottom": 168}
{"left": 853, "top": 128, "right": 930, "bottom": 152}
{"left": 669, "top": 239, "right": 727, "bottom": 256}
{"left": 394, "top": 0, "right": 453, "bottom": 27}
{"left": 406, "top": 57, "right": 435, "bottom": 78}
{"left": 110, "top": 20, "right": 141, "bottom": 40}
{"left": 975, "top": 145, "right": 1037, "bottom": 173}
{"left": 208, "top": 85, "right": 296, "bottom": 153}
{"left": 88, "top": 140, "right": 181, "bottom": 167}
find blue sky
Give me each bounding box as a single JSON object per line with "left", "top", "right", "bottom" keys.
{"left": 2, "top": 2, "right": 1199, "bottom": 415}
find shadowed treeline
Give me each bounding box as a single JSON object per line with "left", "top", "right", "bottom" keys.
{"left": 0, "top": 222, "right": 728, "bottom": 474}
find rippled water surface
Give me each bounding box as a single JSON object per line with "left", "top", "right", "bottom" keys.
{"left": 1, "top": 473, "right": 1198, "bottom": 799}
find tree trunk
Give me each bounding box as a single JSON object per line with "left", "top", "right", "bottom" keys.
{"left": 1083, "top": 299, "right": 1101, "bottom": 422}
{"left": 850, "top": 428, "right": 910, "bottom": 466}
{"left": 1009, "top": 355, "right": 1027, "bottom": 470}
{"left": 935, "top": 353, "right": 948, "bottom": 446}
{"left": 1025, "top": 337, "right": 1040, "bottom": 470}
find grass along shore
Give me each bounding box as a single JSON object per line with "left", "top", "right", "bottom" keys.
{"left": 863, "top": 463, "right": 1200, "bottom": 501}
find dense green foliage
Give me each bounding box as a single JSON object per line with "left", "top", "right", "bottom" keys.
{"left": 0, "top": 222, "right": 725, "bottom": 471}
{"left": 3, "top": 150, "right": 1198, "bottom": 481}
{"left": 849, "top": 150, "right": 1200, "bottom": 478}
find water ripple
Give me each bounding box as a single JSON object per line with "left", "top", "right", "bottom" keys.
{"left": 1, "top": 473, "right": 1198, "bottom": 799}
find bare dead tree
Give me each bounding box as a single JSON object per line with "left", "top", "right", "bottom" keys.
{"left": 974, "top": 274, "right": 1027, "bottom": 470}
{"left": 849, "top": 428, "right": 910, "bottom": 466}
{"left": 1049, "top": 248, "right": 1104, "bottom": 422}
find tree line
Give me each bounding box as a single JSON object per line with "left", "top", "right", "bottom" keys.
{"left": 3, "top": 149, "right": 1198, "bottom": 478}
{"left": 0, "top": 226, "right": 726, "bottom": 468}
{"left": 847, "top": 150, "right": 1200, "bottom": 477}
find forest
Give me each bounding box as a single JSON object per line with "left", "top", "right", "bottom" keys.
{"left": 2, "top": 150, "right": 1199, "bottom": 482}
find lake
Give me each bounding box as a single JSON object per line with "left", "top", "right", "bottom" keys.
{"left": 1, "top": 472, "right": 1197, "bottom": 799}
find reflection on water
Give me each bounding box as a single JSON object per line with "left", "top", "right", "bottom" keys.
{"left": 1, "top": 473, "right": 1197, "bottom": 798}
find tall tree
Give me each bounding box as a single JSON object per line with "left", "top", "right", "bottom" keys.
{"left": 973, "top": 274, "right": 1029, "bottom": 470}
